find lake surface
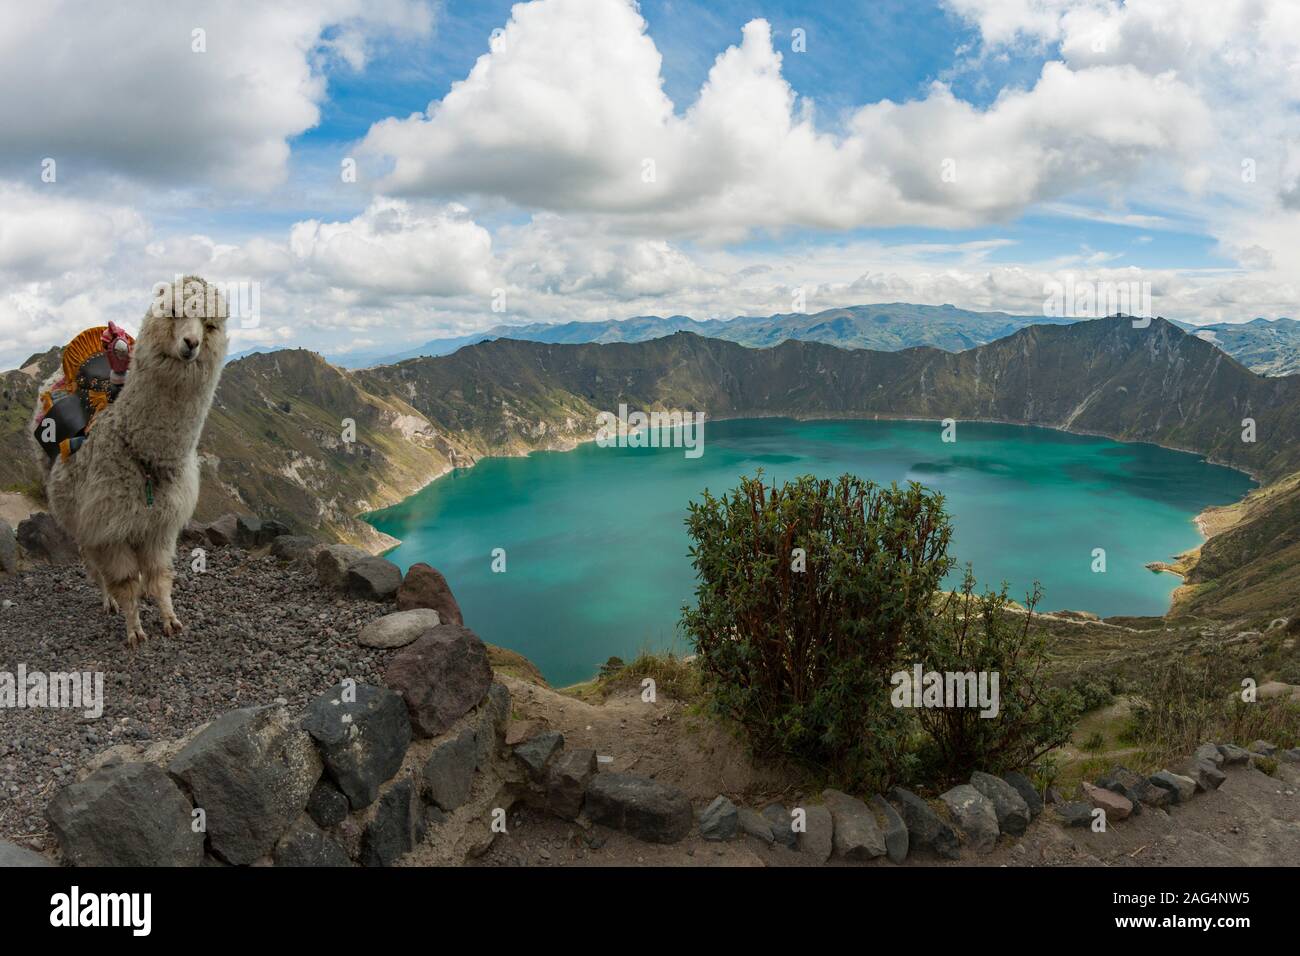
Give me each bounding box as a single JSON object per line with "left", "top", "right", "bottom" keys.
{"left": 365, "top": 419, "right": 1253, "bottom": 686}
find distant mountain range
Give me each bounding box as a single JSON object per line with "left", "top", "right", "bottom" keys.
{"left": 337, "top": 304, "right": 1300, "bottom": 378}
{"left": 4, "top": 316, "right": 1296, "bottom": 621}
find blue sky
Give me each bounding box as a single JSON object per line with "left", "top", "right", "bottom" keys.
{"left": 1, "top": 0, "right": 1296, "bottom": 366}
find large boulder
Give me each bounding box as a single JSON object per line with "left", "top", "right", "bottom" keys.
{"left": 384, "top": 626, "right": 493, "bottom": 738}
{"left": 360, "top": 777, "right": 425, "bottom": 867}
{"left": 203, "top": 513, "right": 240, "bottom": 547}
{"left": 1097, "top": 765, "right": 1165, "bottom": 811}
{"left": 1184, "top": 757, "right": 1227, "bottom": 792}
{"left": 167, "top": 705, "right": 322, "bottom": 866}
{"left": 738, "top": 807, "right": 775, "bottom": 845}
{"left": 273, "top": 816, "right": 351, "bottom": 867}
{"left": 699, "top": 795, "right": 738, "bottom": 841}
{"left": 0, "top": 519, "right": 17, "bottom": 574}
{"left": 939, "top": 785, "right": 999, "bottom": 853}
{"left": 1216, "top": 743, "right": 1251, "bottom": 766}
{"left": 1193, "top": 743, "right": 1225, "bottom": 768}
{"left": 47, "top": 762, "right": 204, "bottom": 866}
{"left": 797, "top": 804, "right": 833, "bottom": 862}
{"left": 346, "top": 557, "right": 403, "bottom": 601}
{"left": 821, "top": 789, "right": 886, "bottom": 860}
{"left": 761, "top": 804, "right": 798, "bottom": 849}
{"left": 514, "top": 730, "right": 564, "bottom": 780}
{"left": 357, "top": 609, "right": 441, "bottom": 649}
{"left": 302, "top": 684, "right": 411, "bottom": 810}
{"left": 396, "top": 562, "right": 464, "bottom": 625}
{"left": 869, "top": 794, "right": 909, "bottom": 864}
{"left": 0, "top": 840, "right": 51, "bottom": 866}
{"left": 16, "top": 513, "right": 77, "bottom": 564}
{"left": 1148, "top": 770, "right": 1197, "bottom": 804}
{"left": 270, "top": 534, "right": 316, "bottom": 563}
{"left": 583, "top": 773, "right": 692, "bottom": 844}
{"left": 1000, "top": 770, "right": 1044, "bottom": 819}
{"left": 315, "top": 544, "right": 368, "bottom": 590}
{"left": 421, "top": 727, "right": 477, "bottom": 812}
{"left": 1082, "top": 781, "right": 1133, "bottom": 822}
{"left": 887, "top": 787, "right": 960, "bottom": 860}
{"left": 546, "top": 748, "right": 597, "bottom": 821}
{"left": 306, "top": 780, "right": 350, "bottom": 829}
{"left": 970, "top": 771, "right": 1031, "bottom": 836}
{"left": 475, "top": 683, "right": 510, "bottom": 769}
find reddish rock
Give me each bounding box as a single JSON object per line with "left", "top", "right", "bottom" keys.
{"left": 383, "top": 626, "right": 492, "bottom": 737}
{"left": 1082, "top": 781, "right": 1133, "bottom": 821}
{"left": 396, "top": 562, "right": 464, "bottom": 625}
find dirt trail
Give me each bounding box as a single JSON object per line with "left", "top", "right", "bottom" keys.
{"left": 478, "top": 674, "right": 1300, "bottom": 867}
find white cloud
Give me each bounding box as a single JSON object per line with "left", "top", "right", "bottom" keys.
{"left": 0, "top": 0, "right": 433, "bottom": 191}
{"left": 360, "top": 0, "right": 1209, "bottom": 236}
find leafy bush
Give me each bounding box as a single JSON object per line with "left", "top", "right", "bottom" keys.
{"left": 681, "top": 473, "right": 952, "bottom": 789}
{"left": 912, "top": 571, "right": 1079, "bottom": 783}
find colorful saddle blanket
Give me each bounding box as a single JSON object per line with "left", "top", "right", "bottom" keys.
{"left": 34, "top": 325, "right": 134, "bottom": 461}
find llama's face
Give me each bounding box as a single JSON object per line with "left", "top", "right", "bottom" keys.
{"left": 141, "top": 278, "right": 229, "bottom": 367}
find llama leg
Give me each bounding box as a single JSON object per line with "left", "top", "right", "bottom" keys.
{"left": 90, "top": 545, "right": 146, "bottom": 646}
{"left": 144, "top": 561, "right": 182, "bottom": 636}
{"left": 86, "top": 562, "right": 118, "bottom": 614}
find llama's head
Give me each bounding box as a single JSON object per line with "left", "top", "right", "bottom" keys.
{"left": 135, "top": 276, "right": 230, "bottom": 379}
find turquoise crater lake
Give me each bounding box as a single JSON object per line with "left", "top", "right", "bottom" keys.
{"left": 365, "top": 419, "right": 1253, "bottom": 686}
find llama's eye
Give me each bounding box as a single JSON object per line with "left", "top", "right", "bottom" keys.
{"left": 204, "top": 324, "right": 217, "bottom": 332}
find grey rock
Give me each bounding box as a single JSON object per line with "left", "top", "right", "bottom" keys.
{"left": 738, "top": 807, "right": 774, "bottom": 844}
{"left": 476, "top": 682, "right": 510, "bottom": 769}
{"left": 761, "top": 804, "right": 798, "bottom": 849}
{"left": 273, "top": 816, "right": 351, "bottom": 867}
{"left": 699, "top": 795, "right": 739, "bottom": 841}
{"left": 822, "top": 789, "right": 886, "bottom": 860}
{"left": 252, "top": 518, "right": 291, "bottom": 546}
{"left": 270, "top": 535, "right": 316, "bottom": 563}
{"left": 234, "top": 514, "right": 263, "bottom": 548}
{"left": 346, "top": 556, "right": 403, "bottom": 601}
{"left": 1148, "top": 770, "right": 1197, "bottom": 804}
{"left": 0, "top": 519, "right": 17, "bottom": 574}
{"left": 970, "top": 771, "right": 1031, "bottom": 836}
{"left": 384, "top": 625, "right": 493, "bottom": 738}
{"left": 1097, "top": 765, "right": 1164, "bottom": 811}
{"left": 360, "top": 778, "right": 425, "bottom": 867}
{"left": 357, "top": 608, "right": 441, "bottom": 649}
{"left": 940, "top": 784, "right": 999, "bottom": 853}
{"left": 0, "top": 840, "right": 51, "bottom": 866}
{"left": 514, "top": 731, "right": 564, "bottom": 779}
{"left": 869, "top": 794, "right": 909, "bottom": 863}
{"left": 15, "top": 513, "right": 77, "bottom": 563}
{"left": 1185, "top": 758, "right": 1227, "bottom": 792}
{"left": 315, "top": 544, "right": 368, "bottom": 590}
{"left": 887, "top": 787, "right": 960, "bottom": 860}
{"left": 1249, "top": 740, "right": 1278, "bottom": 757}
{"left": 203, "top": 513, "right": 240, "bottom": 547}
{"left": 168, "top": 704, "right": 322, "bottom": 866}
{"left": 1281, "top": 748, "right": 1300, "bottom": 763}
{"left": 1057, "top": 801, "right": 1094, "bottom": 827}
{"left": 1193, "top": 743, "right": 1225, "bottom": 767}
{"left": 546, "top": 748, "right": 597, "bottom": 821}
{"left": 583, "top": 773, "right": 692, "bottom": 844}
{"left": 306, "top": 780, "right": 350, "bottom": 829}
{"left": 421, "top": 727, "right": 477, "bottom": 811}
{"left": 797, "top": 804, "right": 833, "bottom": 862}
{"left": 1216, "top": 743, "right": 1251, "bottom": 765}
{"left": 1000, "top": 770, "right": 1044, "bottom": 819}
{"left": 302, "top": 683, "right": 411, "bottom": 810}
{"left": 47, "top": 762, "right": 203, "bottom": 866}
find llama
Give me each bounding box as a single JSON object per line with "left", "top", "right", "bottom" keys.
{"left": 35, "top": 276, "right": 229, "bottom": 646}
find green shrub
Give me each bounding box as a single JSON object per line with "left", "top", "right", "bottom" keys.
{"left": 681, "top": 473, "right": 952, "bottom": 789}
{"left": 912, "top": 571, "right": 1079, "bottom": 783}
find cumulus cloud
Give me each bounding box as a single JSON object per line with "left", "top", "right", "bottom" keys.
{"left": 0, "top": 0, "right": 433, "bottom": 190}
{"left": 360, "top": 0, "right": 1210, "bottom": 236}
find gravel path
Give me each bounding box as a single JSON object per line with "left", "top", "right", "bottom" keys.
{"left": 0, "top": 547, "right": 398, "bottom": 850}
